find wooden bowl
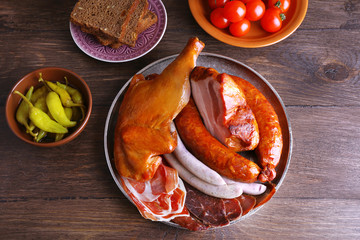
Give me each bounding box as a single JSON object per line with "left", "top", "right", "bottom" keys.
{"left": 189, "top": 0, "right": 308, "bottom": 48}
{"left": 5, "top": 67, "right": 92, "bottom": 147}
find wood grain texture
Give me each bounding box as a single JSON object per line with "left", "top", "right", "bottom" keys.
{"left": 1, "top": 0, "right": 360, "bottom": 239}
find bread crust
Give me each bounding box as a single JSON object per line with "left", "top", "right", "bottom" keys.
{"left": 70, "top": 0, "right": 157, "bottom": 48}
{"left": 96, "top": 9, "right": 157, "bottom": 48}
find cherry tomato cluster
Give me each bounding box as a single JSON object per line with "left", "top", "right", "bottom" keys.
{"left": 209, "top": 0, "right": 290, "bottom": 37}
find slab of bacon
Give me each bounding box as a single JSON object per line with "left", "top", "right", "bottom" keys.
{"left": 190, "top": 66, "right": 259, "bottom": 152}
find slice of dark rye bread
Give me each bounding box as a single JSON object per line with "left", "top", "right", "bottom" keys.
{"left": 93, "top": 2, "right": 148, "bottom": 47}
{"left": 70, "top": 0, "right": 149, "bottom": 47}
{"left": 96, "top": 10, "right": 157, "bottom": 49}
{"left": 94, "top": 1, "right": 149, "bottom": 48}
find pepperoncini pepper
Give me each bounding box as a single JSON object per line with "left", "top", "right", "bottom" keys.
{"left": 29, "top": 86, "right": 48, "bottom": 134}
{"left": 35, "top": 130, "right": 47, "bottom": 143}
{"left": 55, "top": 107, "right": 73, "bottom": 142}
{"left": 13, "top": 91, "right": 68, "bottom": 134}
{"left": 56, "top": 80, "right": 86, "bottom": 121}
{"left": 64, "top": 107, "right": 73, "bottom": 120}
{"left": 46, "top": 91, "right": 77, "bottom": 128}
{"left": 71, "top": 107, "right": 82, "bottom": 121}
{"left": 30, "top": 85, "right": 48, "bottom": 104}
{"left": 15, "top": 86, "right": 37, "bottom": 137}
{"left": 56, "top": 80, "right": 84, "bottom": 105}
{"left": 34, "top": 96, "right": 48, "bottom": 112}
{"left": 39, "top": 75, "right": 83, "bottom": 108}
{"left": 33, "top": 96, "right": 49, "bottom": 142}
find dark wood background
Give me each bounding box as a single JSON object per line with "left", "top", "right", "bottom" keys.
{"left": 1, "top": 0, "right": 359, "bottom": 239}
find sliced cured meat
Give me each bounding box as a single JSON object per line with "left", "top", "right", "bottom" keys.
{"left": 184, "top": 184, "right": 242, "bottom": 227}
{"left": 120, "top": 163, "right": 189, "bottom": 221}
{"left": 223, "top": 198, "right": 242, "bottom": 221}
{"left": 185, "top": 186, "right": 228, "bottom": 226}
{"left": 150, "top": 162, "right": 179, "bottom": 195}
{"left": 172, "top": 215, "right": 209, "bottom": 231}
{"left": 237, "top": 194, "right": 256, "bottom": 216}
{"left": 123, "top": 163, "right": 178, "bottom": 202}
{"left": 190, "top": 67, "right": 259, "bottom": 152}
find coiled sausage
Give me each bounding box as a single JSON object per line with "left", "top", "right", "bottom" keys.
{"left": 231, "top": 75, "right": 283, "bottom": 182}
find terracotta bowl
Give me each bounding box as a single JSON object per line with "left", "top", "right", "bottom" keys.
{"left": 189, "top": 0, "right": 308, "bottom": 48}
{"left": 5, "top": 67, "right": 92, "bottom": 147}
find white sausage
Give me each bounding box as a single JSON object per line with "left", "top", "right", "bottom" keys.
{"left": 222, "top": 176, "right": 267, "bottom": 195}
{"left": 171, "top": 124, "right": 226, "bottom": 186}
{"left": 164, "top": 153, "right": 243, "bottom": 199}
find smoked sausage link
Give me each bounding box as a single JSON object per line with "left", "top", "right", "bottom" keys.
{"left": 175, "top": 99, "right": 260, "bottom": 183}
{"left": 231, "top": 75, "right": 283, "bottom": 182}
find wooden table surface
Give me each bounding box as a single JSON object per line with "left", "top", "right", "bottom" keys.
{"left": 1, "top": 0, "right": 359, "bottom": 239}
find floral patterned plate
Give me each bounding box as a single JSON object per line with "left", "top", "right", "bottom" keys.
{"left": 69, "top": 0, "right": 167, "bottom": 63}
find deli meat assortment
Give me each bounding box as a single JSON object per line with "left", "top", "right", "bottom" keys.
{"left": 113, "top": 37, "right": 282, "bottom": 230}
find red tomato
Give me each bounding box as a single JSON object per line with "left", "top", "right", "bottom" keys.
{"left": 268, "top": 0, "right": 290, "bottom": 13}
{"left": 240, "top": 0, "right": 253, "bottom": 3}
{"left": 245, "top": 0, "right": 265, "bottom": 21}
{"left": 208, "top": 0, "right": 229, "bottom": 10}
{"left": 229, "top": 18, "right": 251, "bottom": 37}
{"left": 260, "top": 7, "right": 283, "bottom": 32}
{"left": 210, "top": 8, "right": 231, "bottom": 29}
{"left": 223, "top": 1, "right": 246, "bottom": 23}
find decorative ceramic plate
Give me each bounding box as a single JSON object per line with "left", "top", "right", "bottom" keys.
{"left": 104, "top": 53, "right": 292, "bottom": 228}
{"left": 188, "top": 0, "right": 308, "bottom": 48}
{"left": 70, "top": 0, "right": 167, "bottom": 62}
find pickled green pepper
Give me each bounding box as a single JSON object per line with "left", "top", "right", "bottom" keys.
{"left": 39, "top": 75, "right": 83, "bottom": 108}
{"left": 34, "top": 96, "right": 48, "bottom": 112}
{"left": 56, "top": 80, "right": 84, "bottom": 104}
{"left": 64, "top": 107, "right": 73, "bottom": 120}
{"left": 15, "top": 86, "right": 37, "bottom": 137}
{"left": 35, "top": 130, "right": 47, "bottom": 142}
{"left": 33, "top": 96, "right": 49, "bottom": 142}
{"left": 57, "top": 80, "right": 86, "bottom": 121}
{"left": 46, "top": 91, "right": 77, "bottom": 128}
{"left": 71, "top": 107, "right": 82, "bottom": 121}
{"left": 55, "top": 107, "right": 73, "bottom": 142}
{"left": 31, "top": 85, "right": 47, "bottom": 104}
{"left": 13, "top": 91, "right": 68, "bottom": 134}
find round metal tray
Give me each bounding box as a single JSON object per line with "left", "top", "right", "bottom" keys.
{"left": 104, "top": 52, "right": 293, "bottom": 228}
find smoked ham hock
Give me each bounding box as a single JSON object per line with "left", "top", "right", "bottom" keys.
{"left": 114, "top": 37, "right": 205, "bottom": 181}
